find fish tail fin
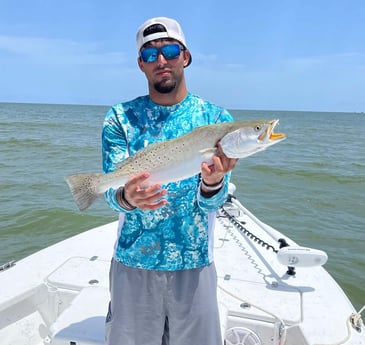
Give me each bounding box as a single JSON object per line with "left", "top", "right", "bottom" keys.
{"left": 65, "top": 173, "right": 103, "bottom": 211}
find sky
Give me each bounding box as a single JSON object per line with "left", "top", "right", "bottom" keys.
{"left": 0, "top": 0, "right": 364, "bottom": 112}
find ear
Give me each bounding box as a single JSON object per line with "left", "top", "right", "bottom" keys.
{"left": 137, "top": 57, "right": 144, "bottom": 72}
{"left": 183, "top": 50, "right": 191, "bottom": 67}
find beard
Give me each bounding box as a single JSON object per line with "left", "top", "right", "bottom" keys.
{"left": 153, "top": 79, "right": 177, "bottom": 94}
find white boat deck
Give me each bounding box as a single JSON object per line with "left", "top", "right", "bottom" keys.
{"left": 215, "top": 200, "right": 364, "bottom": 344}
{"left": 0, "top": 198, "right": 364, "bottom": 345}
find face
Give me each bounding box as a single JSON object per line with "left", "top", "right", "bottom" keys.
{"left": 138, "top": 39, "right": 191, "bottom": 94}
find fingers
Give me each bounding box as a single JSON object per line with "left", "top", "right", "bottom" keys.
{"left": 201, "top": 157, "right": 225, "bottom": 185}
{"left": 133, "top": 185, "right": 168, "bottom": 210}
{"left": 123, "top": 172, "right": 168, "bottom": 210}
{"left": 201, "top": 143, "right": 238, "bottom": 185}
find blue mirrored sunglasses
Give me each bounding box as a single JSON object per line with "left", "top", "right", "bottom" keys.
{"left": 140, "top": 44, "right": 185, "bottom": 63}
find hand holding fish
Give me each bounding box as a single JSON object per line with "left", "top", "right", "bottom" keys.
{"left": 121, "top": 172, "right": 168, "bottom": 211}
{"left": 122, "top": 143, "right": 239, "bottom": 211}
{"left": 201, "top": 142, "right": 238, "bottom": 187}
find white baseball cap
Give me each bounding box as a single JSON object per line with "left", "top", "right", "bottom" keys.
{"left": 136, "top": 17, "right": 192, "bottom": 67}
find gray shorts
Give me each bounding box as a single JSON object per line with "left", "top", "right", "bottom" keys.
{"left": 105, "top": 259, "right": 222, "bottom": 345}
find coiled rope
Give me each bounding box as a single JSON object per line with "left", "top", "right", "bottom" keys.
{"left": 314, "top": 305, "right": 364, "bottom": 345}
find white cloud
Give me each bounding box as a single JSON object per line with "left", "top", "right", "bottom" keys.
{"left": 187, "top": 51, "right": 365, "bottom": 111}
{"left": 0, "top": 35, "right": 128, "bottom": 65}
{"left": 282, "top": 52, "right": 365, "bottom": 72}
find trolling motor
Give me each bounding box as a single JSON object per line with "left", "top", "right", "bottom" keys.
{"left": 277, "top": 238, "right": 328, "bottom": 276}
{"left": 224, "top": 183, "right": 328, "bottom": 277}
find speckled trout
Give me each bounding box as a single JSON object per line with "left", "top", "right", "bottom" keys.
{"left": 66, "top": 119, "right": 286, "bottom": 211}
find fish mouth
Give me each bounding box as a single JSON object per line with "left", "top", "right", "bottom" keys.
{"left": 259, "top": 119, "right": 286, "bottom": 142}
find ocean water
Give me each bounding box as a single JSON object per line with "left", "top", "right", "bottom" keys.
{"left": 0, "top": 102, "right": 364, "bottom": 310}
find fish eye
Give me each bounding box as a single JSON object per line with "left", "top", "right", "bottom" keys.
{"left": 255, "top": 125, "right": 262, "bottom": 132}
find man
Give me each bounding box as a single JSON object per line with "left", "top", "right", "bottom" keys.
{"left": 103, "top": 17, "right": 238, "bottom": 345}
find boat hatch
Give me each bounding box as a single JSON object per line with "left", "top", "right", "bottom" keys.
{"left": 49, "top": 286, "right": 109, "bottom": 345}
{"left": 47, "top": 257, "right": 110, "bottom": 290}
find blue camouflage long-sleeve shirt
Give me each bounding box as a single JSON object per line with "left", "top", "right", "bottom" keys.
{"left": 102, "top": 92, "right": 234, "bottom": 270}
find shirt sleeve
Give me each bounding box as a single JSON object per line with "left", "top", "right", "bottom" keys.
{"left": 197, "top": 173, "right": 230, "bottom": 210}
{"left": 101, "top": 107, "right": 137, "bottom": 213}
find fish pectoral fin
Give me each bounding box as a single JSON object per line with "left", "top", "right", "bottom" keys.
{"left": 199, "top": 147, "right": 217, "bottom": 163}
{"left": 199, "top": 147, "right": 217, "bottom": 155}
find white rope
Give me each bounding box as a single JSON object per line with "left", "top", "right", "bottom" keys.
{"left": 313, "top": 305, "right": 364, "bottom": 345}
{"left": 218, "top": 284, "right": 288, "bottom": 345}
